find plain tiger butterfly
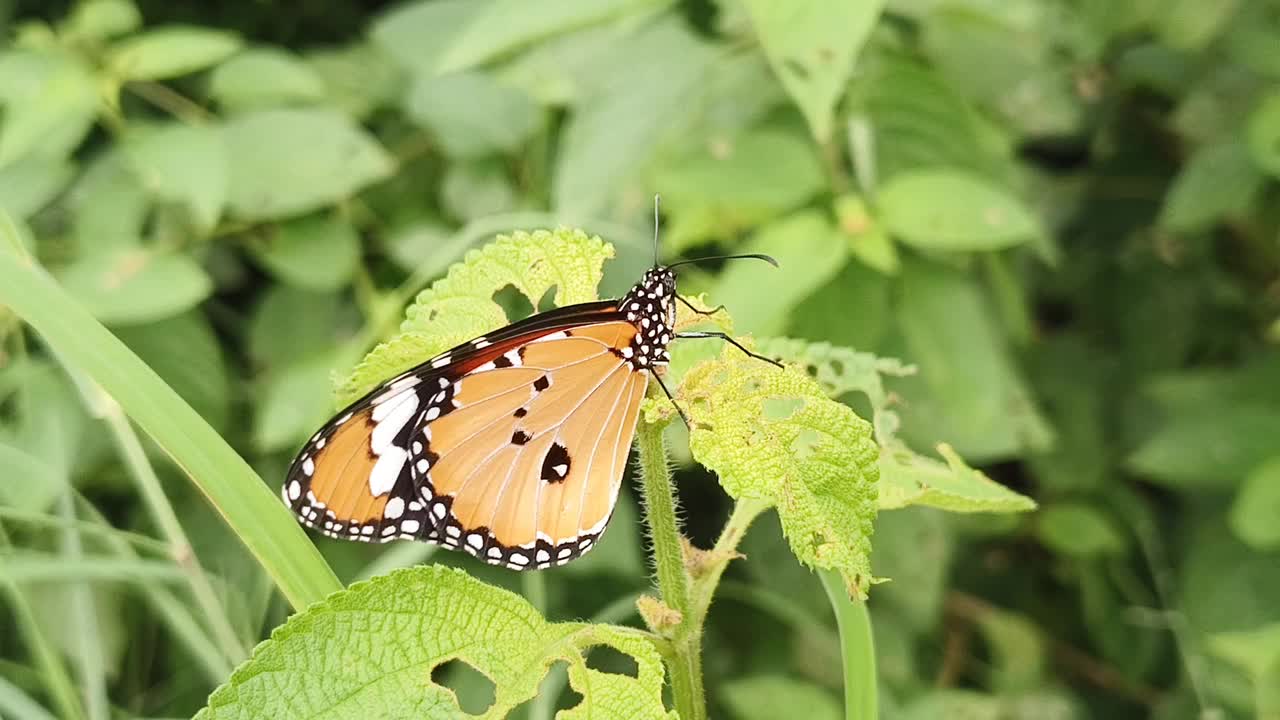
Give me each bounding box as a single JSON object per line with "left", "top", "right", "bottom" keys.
{"left": 281, "top": 198, "right": 779, "bottom": 570}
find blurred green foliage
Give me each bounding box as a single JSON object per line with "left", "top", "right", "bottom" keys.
{"left": 2, "top": 0, "right": 1280, "bottom": 718}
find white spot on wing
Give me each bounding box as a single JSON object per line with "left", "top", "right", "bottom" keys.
{"left": 384, "top": 496, "right": 405, "bottom": 519}
{"left": 368, "top": 447, "right": 407, "bottom": 496}
{"left": 287, "top": 480, "right": 301, "bottom": 501}
{"left": 371, "top": 393, "right": 419, "bottom": 452}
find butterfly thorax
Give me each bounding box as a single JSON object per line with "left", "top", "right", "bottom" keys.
{"left": 617, "top": 267, "right": 676, "bottom": 370}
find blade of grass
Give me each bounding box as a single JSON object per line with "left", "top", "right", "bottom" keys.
{"left": 0, "top": 552, "right": 191, "bottom": 583}
{"left": 0, "top": 507, "right": 172, "bottom": 556}
{"left": 0, "top": 524, "right": 85, "bottom": 720}
{"left": 0, "top": 215, "right": 342, "bottom": 610}
{"left": 818, "top": 569, "right": 877, "bottom": 720}
{"left": 0, "top": 673, "right": 58, "bottom": 720}
{"left": 84, "top": 382, "right": 249, "bottom": 662}
{"left": 57, "top": 493, "right": 109, "bottom": 720}
{"left": 75, "top": 498, "right": 235, "bottom": 686}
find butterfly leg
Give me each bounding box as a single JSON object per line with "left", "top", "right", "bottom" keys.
{"left": 675, "top": 331, "right": 785, "bottom": 369}
{"left": 675, "top": 293, "right": 726, "bottom": 317}
{"left": 651, "top": 370, "right": 692, "bottom": 427}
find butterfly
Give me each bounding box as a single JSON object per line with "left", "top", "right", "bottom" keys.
{"left": 281, "top": 202, "right": 778, "bottom": 570}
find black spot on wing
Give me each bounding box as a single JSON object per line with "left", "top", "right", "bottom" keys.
{"left": 540, "top": 442, "right": 571, "bottom": 483}
{"left": 511, "top": 430, "right": 531, "bottom": 446}
{"left": 533, "top": 375, "right": 550, "bottom": 392}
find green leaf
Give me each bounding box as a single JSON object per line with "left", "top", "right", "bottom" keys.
{"left": 877, "top": 170, "right": 1044, "bottom": 251}
{"left": 553, "top": 17, "right": 716, "bottom": 217}
{"left": 1155, "top": 0, "right": 1241, "bottom": 51}
{"left": 835, "top": 194, "right": 899, "bottom": 275}
{"left": 62, "top": 0, "right": 140, "bottom": 39}
{"left": 1128, "top": 405, "right": 1280, "bottom": 490}
{"left": 335, "top": 228, "right": 613, "bottom": 405}
{"left": 114, "top": 312, "right": 231, "bottom": 432}
{"left": 248, "top": 286, "right": 346, "bottom": 370}
{"left": 123, "top": 123, "right": 228, "bottom": 233}
{"left": 878, "top": 444, "right": 1036, "bottom": 513}
{"left": 436, "top": 0, "right": 661, "bottom": 73}
{"left": 0, "top": 443, "right": 64, "bottom": 513}
{"left": 708, "top": 211, "right": 848, "bottom": 336}
{"left": 900, "top": 690, "right": 1003, "bottom": 720}
{"left": 719, "top": 675, "right": 840, "bottom": 720}
{"left": 406, "top": 71, "right": 542, "bottom": 158}
{"left": 870, "top": 507, "right": 951, "bottom": 629}
{"left": 209, "top": 48, "right": 327, "bottom": 110}
{"left": 1208, "top": 623, "right": 1280, "bottom": 680}
{"left": 1230, "top": 457, "right": 1280, "bottom": 551}
{"left": 250, "top": 211, "right": 360, "bottom": 291}
{"left": 1159, "top": 141, "right": 1263, "bottom": 231}
{"left": 56, "top": 247, "right": 213, "bottom": 326}
{"left": 0, "top": 213, "right": 342, "bottom": 610}
{"left": 254, "top": 353, "right": 339, "bottom": 453}
{"left": 224, "top": 108, "right": 394, "bottom": 221}
{"left": 196, "top": 566, "right": 675, "bottom": 720}
{"left": 440, "top": 159, "right": 518, "bottom": 221}
{"left": 847, "top": 54, "right": 1007, "bottom": 181}
{"left": 973, "top": 606, "right": 1045, "bottom": 693}
{"left": 1246, "top": 92, "right": 1280, "bottom": 178}
{"left": 369, "top": 0, "right": 485, "bottom": 73}
{"left": 0, "top": 50, "right": 98, "bottom": 166}
{"left": 679, "top": 346, "right": 879, "bottom": 596}
{"left": 107, "top": 25, "right": 243, "bottom": 81}
{"left": 892, "top": 258, "right": 1053, "bottom": 461}
{"left": 754, "top": 336, "right": 915, "bottom": 444}
{"left": 1036, "top": 502, "right": 1126, "bottom": 557}
{"left": 0, "top": 153, "right": 76, "bottom": 220}
{"left": 304, "top": 44, "right": 401, "bottom": 119}
{"left": 741, "top": 0, "right": 885, "bottom": 142}
{"left": 653, "top": 129, "right": 825, "bottom": 250}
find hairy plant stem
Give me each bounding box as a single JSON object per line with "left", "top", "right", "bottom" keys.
{"left": 636, "top": 420, "right": 769, "bottom": 720}
{"left": 636, "top": 420, "right": 701, "bottom": 720}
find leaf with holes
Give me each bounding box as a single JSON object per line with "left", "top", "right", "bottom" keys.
{"left": 195, "top": 565, "right": 674, "bottom": 720}
{"left": 755, "top": 337, "right": 915, "bottom": 444}
{"left": 677, "top": 346, "right": 879, "bottom": 597}
{"left": 334, "top": 227, "right": 614, "bottom": 405}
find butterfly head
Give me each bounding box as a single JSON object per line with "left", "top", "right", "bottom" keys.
{"left": 619, "top": 267, "right": 677, "bottom": 370}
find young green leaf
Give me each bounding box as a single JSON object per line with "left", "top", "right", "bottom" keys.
{"left": 741, "top": 0, "right": 885, "bottom": 142}
{"left": 878, "top": 444, "right": 1036, "bottom": 513}
{"left": 209, "top": 48, "right": 327, "bottom": 110}
{"left": 196, "top": 566, "right": 674, "bottom": 720}
{"left": 679, "top": 348, "right": 879, "bottom": 597}
{"left": 335, "top": 228, "right": 613, "bottom": 405}
{"left": 107, "top": 25, "right": 243, "bottom": 81}
{"left": 250, "top": 211, "right": 360, "bottom": 291}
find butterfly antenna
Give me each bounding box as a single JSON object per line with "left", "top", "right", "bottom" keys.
{"left": 652, "top": 194, "right": 661, "bottom": 267}
{"left": 665, "top": 253, "right": 779, "bottom": 271}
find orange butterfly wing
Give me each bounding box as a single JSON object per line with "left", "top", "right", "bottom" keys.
{"left": 281, "top": 316, "right": 648, "bottom": 569}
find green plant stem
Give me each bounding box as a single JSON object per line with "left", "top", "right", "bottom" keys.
{"left": 688, "top": 498, "right": 768, "bottom": 629}
{"left": 0, "top": 236, "right": 342, "bottom": 610}
{"left": 58, "top": 494, "right": 108, "bottom": 720}
{"left": 95, "top": 392, "right": 250, "bottom": 663}
{"left": 819, "top": 569, "right": 877, "bottom": 720}
{"left": 635, "top": 420, "right": 702, "bottom": 720}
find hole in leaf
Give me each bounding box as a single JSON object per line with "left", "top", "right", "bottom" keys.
{"left": 535, "top": 284, "right": 558, "bottom": 312}
{"left": 763, "top": 397, "right": 803, "bottom": 421}
{"left": 585, "top": 645, "right": 640, "bottom": 678}
{"left": 792, "top": 426, "right": 823, "bottom": 463}
{"left": 511, "top": 660, "right": 573, "bottom": 715}
{"left": 492, "top": 284, "right": 533, "bottom": 321}
{"left": 431, "top": 658, "right": 496, "bottom": 715}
